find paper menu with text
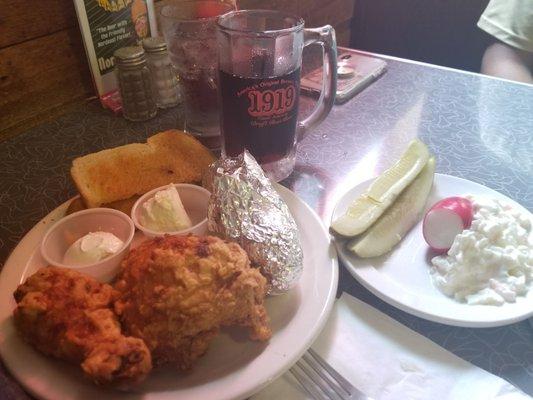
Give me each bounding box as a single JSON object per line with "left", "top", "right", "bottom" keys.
{"left": 73, "top": 0, "right": 155, "bottom": 105}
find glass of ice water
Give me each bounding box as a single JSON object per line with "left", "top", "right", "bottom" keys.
{"left": 160, "top": 1, "right": 235, "bottom": 140}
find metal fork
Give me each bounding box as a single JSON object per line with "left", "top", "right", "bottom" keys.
{"left": 290, "top": 348, "right": 373, "bottom": 400}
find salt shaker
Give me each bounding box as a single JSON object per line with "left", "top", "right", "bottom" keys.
{"left": 142, "top": 37, "right": 181, "bottom": 109}
{"left": 114, "top": 46, "right": 157, "bottom": 121}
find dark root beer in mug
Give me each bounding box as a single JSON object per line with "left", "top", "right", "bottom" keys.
{"left": 219, "top": 64, "right": 301, "bottom": 164}
{"left": 217, "top": 10, "right": 337, "bottom": 181}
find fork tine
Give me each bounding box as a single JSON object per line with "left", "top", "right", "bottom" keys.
{"left": 296, "top": 359, "right": 345, "bottom": 400}
{"left": 308, "top": 348, "right": 355, "bottom": 393}
{"left": 290, "top": 364, "right": 330, "bottom": 400}
{"left": 302, "top": 353, "right": 348, "bottom": 398}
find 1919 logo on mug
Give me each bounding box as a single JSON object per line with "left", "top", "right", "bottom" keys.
{"left": 247, "top": 84, "right": 296, "bottom": 117}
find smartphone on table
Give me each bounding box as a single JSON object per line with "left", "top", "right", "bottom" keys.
{"left": 301, "top": 47, "right": 387, "bottom": 104}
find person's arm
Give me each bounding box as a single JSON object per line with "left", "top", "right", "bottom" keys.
{"left": 481, "top": 41, "right": 533, "bottom": 84}
{"left": 477, "top": 0, "right": 533, "bottom": 83}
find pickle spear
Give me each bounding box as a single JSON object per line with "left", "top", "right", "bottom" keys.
{"left": 331, "top": 139, "right": 430, "bottom": 237}
{"left": 347, "top": 157, "right": 436, "bottom": 258}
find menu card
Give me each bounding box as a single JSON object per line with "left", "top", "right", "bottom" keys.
{"left": 73, "top": 0, "right": 156, "bottom": 106}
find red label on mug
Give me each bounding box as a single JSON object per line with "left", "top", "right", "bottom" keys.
{"left": 247, "top": 84, "right": 296, "bottom": 117}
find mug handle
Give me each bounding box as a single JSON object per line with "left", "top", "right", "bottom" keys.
{"left": 297, "top": 25, "right": 338, "bottom": 141}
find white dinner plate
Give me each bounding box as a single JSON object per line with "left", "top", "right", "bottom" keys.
{"left": 332, "top": 173, "right": 533, "bottom": 328}
{"left": 0, "top": 185, "right": 338, "bottom": 400}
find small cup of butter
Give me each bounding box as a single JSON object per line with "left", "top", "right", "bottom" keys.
{"left": 41, "top": 208, "right": 135, "bottom": 282}
{"left": 131, "top": 183, "right": 210, "bottom": 238}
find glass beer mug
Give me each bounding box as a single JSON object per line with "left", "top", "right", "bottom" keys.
{"left": 217, "top": 10, "right": 337, "bottom": 181}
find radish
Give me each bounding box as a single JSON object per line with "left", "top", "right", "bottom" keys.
{"left": 423, "top": 196, "right": 473, "bottom": 253}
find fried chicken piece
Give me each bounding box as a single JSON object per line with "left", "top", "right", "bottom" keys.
{"left": 13, "top": 267, "right": 152, "bottom": 388}
{"left": 114, "top": 235, "right": 271, "bottom": 370}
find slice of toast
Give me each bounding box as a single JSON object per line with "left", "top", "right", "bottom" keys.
{"left": 71, "top": 130, "right": 216, "bottom": 208}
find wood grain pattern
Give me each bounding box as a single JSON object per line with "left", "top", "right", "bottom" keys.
{"left": 0, "top": 0, "right": 78, "bottom": 48}
{"left": 0, "top": 28, "right": 93, "bottom": 136}
{"left": 239, "top": 0, "right": 299, "bottom": 14}
{"left": 334, "top": 21, "right": 352, "bottom": 47}
{"left": 299, "top": 0, "right": 355, "bottom": 24}
{"left": 299, "top": 0, "right": 355, "bottom": 46}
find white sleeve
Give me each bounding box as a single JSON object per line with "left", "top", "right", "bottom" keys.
{"left": 477, "top": 0, "right": 533, "bottom": 52}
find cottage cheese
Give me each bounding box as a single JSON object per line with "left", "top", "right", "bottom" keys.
{"left": 430, "top": 196, "right": 532, "bottom": 305}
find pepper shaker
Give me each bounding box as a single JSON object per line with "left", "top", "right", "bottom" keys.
{"left": 114, "top": 46, "right": 157, "bottom": 121}
{"left": 142, "top": 37, "right": 181, "bottom": 109}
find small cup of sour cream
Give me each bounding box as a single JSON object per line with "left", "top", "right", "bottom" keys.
{"left": 41, "top": 208, "right": 135, "bottom": 282}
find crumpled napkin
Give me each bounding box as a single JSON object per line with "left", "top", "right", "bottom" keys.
{"left": 253, "top": 293, "right": 529, "bottom": 400}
